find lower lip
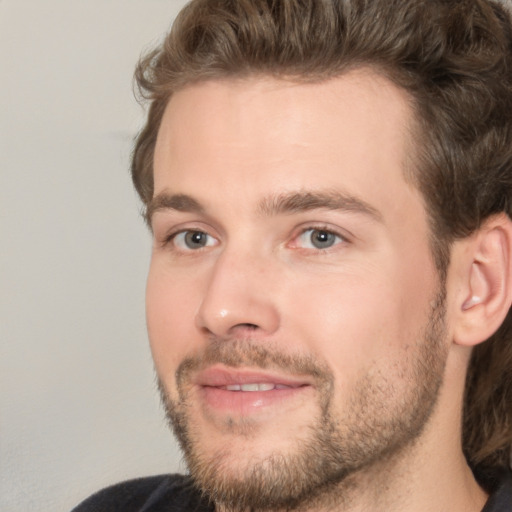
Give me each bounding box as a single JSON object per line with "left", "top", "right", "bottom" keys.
{"left": 199, "top": 385, "right": 310, "bottom": 416}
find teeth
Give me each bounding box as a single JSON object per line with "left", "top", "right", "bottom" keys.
{"left": 258, "top": 383, "right": 276, "bottom": 391}
{"left": 241, "top": 383, "right": 260, "bottom": 391}
{"left": 223, "top": 383, "right": 279, "bottom": 391}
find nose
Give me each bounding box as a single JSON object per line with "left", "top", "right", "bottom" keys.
{"left": 195, "top": 249, "right": 280, "bottom": 338}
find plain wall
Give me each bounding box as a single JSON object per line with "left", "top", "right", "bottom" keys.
{"left": 1, "top": 2, "right": 189, "bottom": 511}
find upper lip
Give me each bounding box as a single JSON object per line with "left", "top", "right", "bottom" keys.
{"left": 194, "top": 365, "right": 313, "bottom": 388}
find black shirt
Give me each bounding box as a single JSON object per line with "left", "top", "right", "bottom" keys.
{"left": 72, "top": 471, "right": 512, "bottom": 511}
{"left": 72, "top": 474, "right": 212, "bottom": 512}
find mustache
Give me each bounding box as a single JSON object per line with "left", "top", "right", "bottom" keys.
{"left": 175, "top": 338, "right": 334, "bottom": 391}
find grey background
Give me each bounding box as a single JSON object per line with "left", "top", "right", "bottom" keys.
{"left": 1, "top": 1, "right": 189, "bottom": 511}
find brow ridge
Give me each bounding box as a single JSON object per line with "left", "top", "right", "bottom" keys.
{"left": 257, "top": 190, "right": 382, "bottom": 221}
{"left": 146, "top": 189, "right": 382, "bottom": 225}
{"left": 146, "top": 192, "right": 204, "bottom": 224}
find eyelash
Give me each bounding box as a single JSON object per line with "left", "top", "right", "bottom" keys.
{"left": 161, "top": 229, "right": 215, "bottom": 249}
{"left": 159, "top": 224, "right": 349, "bottom": 253}
{"left": 292, "top": 225, "right": 348, "bottom": 251}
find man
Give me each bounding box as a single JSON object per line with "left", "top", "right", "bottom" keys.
{"left": 73, "top": 0, "right": 512, "bottom": 510}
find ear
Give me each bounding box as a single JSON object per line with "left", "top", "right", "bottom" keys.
{"left": 451, "top": 213, "right": 512, "bottom": 347}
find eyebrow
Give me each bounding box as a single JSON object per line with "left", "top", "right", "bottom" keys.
{"left": 146, "top": 190, "right": 382, "bottom": 225}
{"left": 146, "top": 193, "right": 204, "bottom": 224}
{"left": 257, "top": 190, "right": 383, "bottom": 221}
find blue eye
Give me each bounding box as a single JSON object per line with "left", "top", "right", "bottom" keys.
{"left": 298, "top": 229, "right": 342, "bottom": 249}
{"left": 173, "top": 230, "right": 216, "bottom": 250}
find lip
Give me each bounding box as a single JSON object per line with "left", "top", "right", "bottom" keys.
{"left": 195, "top": 365, "right": 312, "bottom": 388}
{"left": 193, "top": 365, "right": 313, "bottom": 416}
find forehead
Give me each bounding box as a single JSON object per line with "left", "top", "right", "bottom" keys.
{"left": 153, "top": 71, "right": 421, "bottom": 221}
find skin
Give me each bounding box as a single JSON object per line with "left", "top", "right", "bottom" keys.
{"left": 146, "top": 71, "right": 488, "bottom": 511}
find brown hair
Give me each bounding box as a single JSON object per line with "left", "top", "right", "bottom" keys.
{"left": 132, "top": 0, "right": 512, "bottom": 480}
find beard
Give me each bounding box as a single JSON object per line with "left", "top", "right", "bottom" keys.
{"left": 158, "top": 289, "right": 448, "bottom": 512}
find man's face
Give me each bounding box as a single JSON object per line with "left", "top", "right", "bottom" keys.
{"left": 147, "top": 72, "right": 448, "bottom": 510}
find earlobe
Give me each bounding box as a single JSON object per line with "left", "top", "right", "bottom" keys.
{"left": 453, "top": 214, "right": 512, "bottom": 347}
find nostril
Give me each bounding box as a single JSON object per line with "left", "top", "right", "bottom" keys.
{"left": 195, "top": 290, "right": 280, "bottom": 336}
{"left": 238, "top": 323, "right": 259, "bottom": 330}
{"left": 228, "top": 322, "right": 261, "bottom": 338}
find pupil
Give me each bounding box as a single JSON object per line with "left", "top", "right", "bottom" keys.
{"left": 312, "top": 230, "right": 334, "bottom": 248}
{"left": 186, "top": 231, "right": 205, "bottom": 247}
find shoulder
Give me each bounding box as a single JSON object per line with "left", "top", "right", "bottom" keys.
{"left": 71, "top": 473, "right": 212, "bottom": 512}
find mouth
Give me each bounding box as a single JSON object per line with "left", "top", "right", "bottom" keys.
{"left": 220, "top": 383, "right": 298, "bottom": 391}
{"left": 192, "top": 365, "right": 313, "bottom": 416}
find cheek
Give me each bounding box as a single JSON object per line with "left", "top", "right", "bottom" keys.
{"left": 284, "top": 281, "right": 392, "bottom": 380}
{"left": 146, "top": 262, "right": 202, "bottom": 378}
{"left": 281, "top": 261, "right": 437, "bottom": 381}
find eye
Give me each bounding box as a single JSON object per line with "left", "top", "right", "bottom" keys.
{"left": 297, "top": 228, "right": 344, "bottom": 250}
{"left": 172, "top": 230, "right": 217, "bottom": 250}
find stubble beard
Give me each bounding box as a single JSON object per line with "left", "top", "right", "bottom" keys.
{"left": 158, "top": 290, "right": 448, "bottom": 512}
